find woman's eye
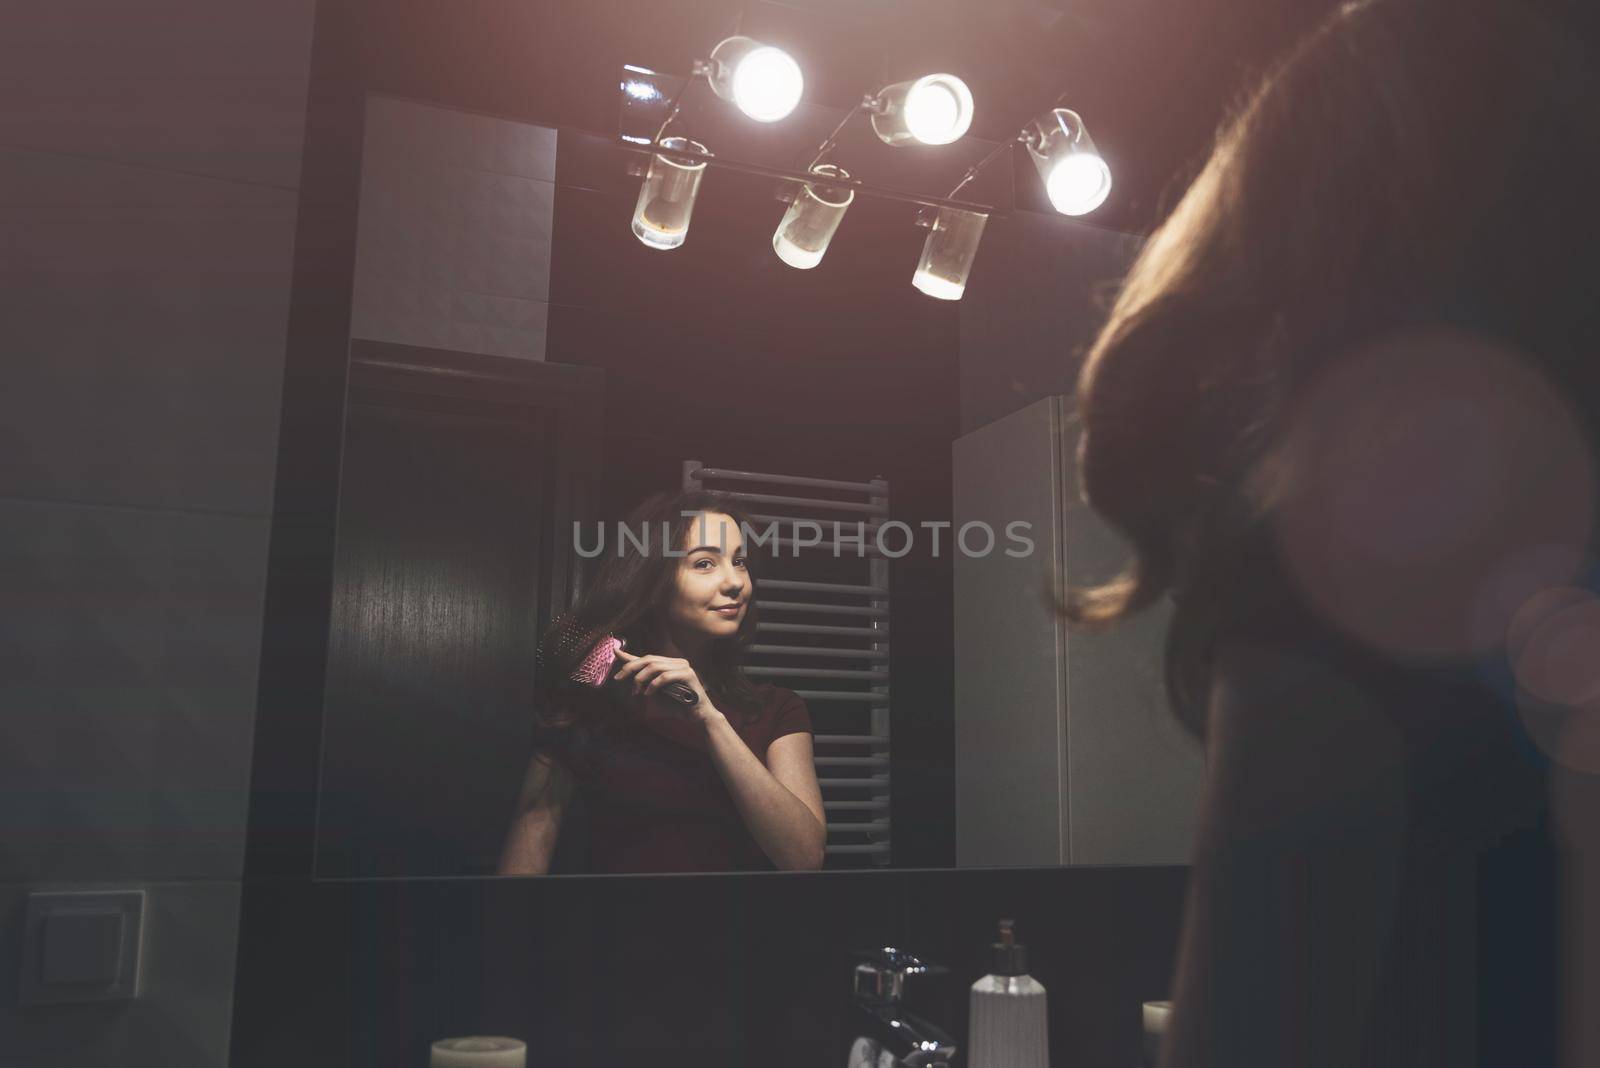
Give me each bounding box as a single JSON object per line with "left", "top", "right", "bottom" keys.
{"left": 694, "top": 558, "right": 714, "bottom": 569}
{"left": 734, "top": 557, "right": 746, "bottom": 568}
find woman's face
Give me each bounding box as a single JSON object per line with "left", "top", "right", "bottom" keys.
{"left": 663, "top": 511, "right": 750, "bottom": 644}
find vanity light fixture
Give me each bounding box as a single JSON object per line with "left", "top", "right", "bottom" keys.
{"left": 868, "top": 74, "right": 975, "bottom": 147}
{"left": 765, "top": 71, "right": 972, "bottom": 269}
{"left": 626, "top": 35, "right": 803, "bottom": 249}
{"left": 772, "top": 162, "right": 855, "bottom": 269}
{"left": 1023, "top": 107, "right": 1112, "bottom": 216}
{"left": 911, "top": 206, "right": 989, "bottom": 299}
{"left": 696, "top": 36, "right": 805, "bottom": 123}
{"left": 631, "top": 136, "right": 712, "bottom": 251}
{"left": 905, "top": 102, "right": 1111, "bottom": 297}
{"left": 620, "top": 49, "right": 1111, "bottom": 271}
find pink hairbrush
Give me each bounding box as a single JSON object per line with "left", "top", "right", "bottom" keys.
{"left": 542, "top": 617, "right": 698, "bottom": 706}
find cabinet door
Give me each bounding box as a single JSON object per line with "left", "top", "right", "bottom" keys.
{"left": 954, "top": 395, "right": 1201, "bottom": 867}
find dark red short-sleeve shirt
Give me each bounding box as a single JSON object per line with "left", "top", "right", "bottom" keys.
{"left": 576, "top": 682, "right": 813, "bottom": 874}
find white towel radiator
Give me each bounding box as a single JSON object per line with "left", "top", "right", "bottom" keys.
{"left": 683, "top": 460, "right": 892, "bottom": 866}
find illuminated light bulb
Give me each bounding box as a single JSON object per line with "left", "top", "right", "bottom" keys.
{"left": 1025, "top": 107, "right": 1112, "bottom": 216}
{"left": 706, "top": 36, "right": 804, "bottom": 123}
{"left": 871, "top": 73, "right": 975, "bottom": 147}
{"left": 1045, "top": 152, "right": 1113, "bottom": 216}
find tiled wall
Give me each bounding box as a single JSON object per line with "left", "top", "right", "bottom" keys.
{"left": 349, "top": 96, "right": 555, "bottom": 361}
{"left": 0, "top": 2, "right": 316, "bottom": 1063}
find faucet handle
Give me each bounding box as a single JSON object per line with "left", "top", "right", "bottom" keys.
{"left": 850, "top": 946, "right": 949, "bottom": 1004}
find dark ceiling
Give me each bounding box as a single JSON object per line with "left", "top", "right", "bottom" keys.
{"left": 536, "top": 0, "right": 1345, "bottom": 232}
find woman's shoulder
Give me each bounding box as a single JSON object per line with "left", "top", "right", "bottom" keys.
{"left": 739, "top": 681, "right": 813, "bottom": 740}
{"left": 748, "top": 681, "right": 804, "bottom": 714}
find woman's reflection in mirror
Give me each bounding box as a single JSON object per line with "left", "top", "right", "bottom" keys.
{"left": 498, "top": 490, "right": 825, "bottom": 875}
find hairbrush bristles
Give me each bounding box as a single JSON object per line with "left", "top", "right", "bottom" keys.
{"left": 537, "top": 612, "right": 697, "bottom": 706}
{"left": 537, "top": 613, "right": 603, "bottom": 677}
{"left": 573, "top": 635, "right": 622, "bottom": 687}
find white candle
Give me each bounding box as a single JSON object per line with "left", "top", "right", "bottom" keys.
{"left": 429, "top": 1036, "right": 526, "bottom": 1068}
{"left": 1141, "top": 1001, "right": 1173, "bottom": 1068}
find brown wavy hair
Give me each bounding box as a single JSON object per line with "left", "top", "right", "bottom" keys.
{"left": 530, "top": 490, "right": 766, "bottom": 778}
{"left": 1057, "top": 0, "right": 1600, "bottom": 731}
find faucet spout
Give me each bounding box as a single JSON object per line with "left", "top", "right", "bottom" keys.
{"left": 853, "top": 1000, "right": 958, "bottom": 1066}
{"left": 848, "top": 947, "right": 959, "bottom": 1067}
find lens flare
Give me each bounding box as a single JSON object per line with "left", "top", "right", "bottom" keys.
{"left": 1273, "top": 328, "right": 1597, "bottom": 661}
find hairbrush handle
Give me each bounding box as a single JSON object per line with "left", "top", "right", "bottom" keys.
{"left": 661, "top": 681, "right": 701, "bottom": 706}
{"left": 603, "top": 672, "right": 700, "bottom": 706}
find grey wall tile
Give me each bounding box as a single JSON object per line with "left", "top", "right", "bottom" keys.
{"left": 0, "top": 880, "right": 239, "bottom": 1067}
{"left": 363, "top": 94, "right": 557, "bottom": 182}
{"left": 0, "top": 499, "right": 268, "bottom": 884}
{"left": 0, "top": 148, "right": 296, "bottom": 516}
{"left": 0, "top": 0, "right": 315, "bottom": 188}
{"left": 350, "top": 96, "right": 555, "bottom": 361}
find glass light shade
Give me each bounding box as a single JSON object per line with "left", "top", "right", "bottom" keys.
{"left": 772, "top": 163, "right": 854, "bottom": 269}
{"left": 870, "top": 74, "right": 974, "bottom": 146}
{"left": 706, "top": 35, "right": 803, "bottom": 123}
{"left": 1025, "top": 108, "right": 1112, "bottom": 216}
{"left": 630, "top": 137, "right": 710, "bottom": 250}
{"left": 911, "top": 208, "right": 988, "bottom": 300}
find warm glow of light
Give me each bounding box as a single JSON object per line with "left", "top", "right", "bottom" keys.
{"left": 1046, "top": 153, "right": 1112, "bottom": 215}
{"left": 911, "top": 269, "right": 966, "bottom": 300}
{"left": 773, "top": 231, "right": 824, "bottom": 269}
{"left": 903, "top": 75, "right": 973, "bottom": 145}
{"left": 731, "top": 46, "right": 804, "bottom": 122}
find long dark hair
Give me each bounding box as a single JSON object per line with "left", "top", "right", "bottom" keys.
{"left": 1058, "top": 0, "right": 1600, "bottom": 731}
{"left": 531, "top": 490, "right": 765, "bottom": 776}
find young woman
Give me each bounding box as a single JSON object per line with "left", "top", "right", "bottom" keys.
{"left": 1060, "top": 0, "right": 1598, "bottom": 1064}
{"left": 497, "top": 490, "right": 826, "bottom": 875}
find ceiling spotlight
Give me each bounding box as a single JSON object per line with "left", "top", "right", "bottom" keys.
{"left": 911, "top": 208, "right": 988, "bottom": 300}
{"left": 631, "top": 136, "right": 710, "bottom": 250}
{"left": 1024, "top": 108, "right": 1111, "bottom": 216}
{"left": 870, "top": 74, "right": 975, "bottom": 146}
{"left": 773, "top": 163, "right": 855, "bottom": 269}
{"left": 703, "top": 36, "right": 804, "bottom": 123}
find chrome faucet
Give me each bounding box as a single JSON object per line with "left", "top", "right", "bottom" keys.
{"left": 848, "top": 947, "right": 959, "bottom": 1067}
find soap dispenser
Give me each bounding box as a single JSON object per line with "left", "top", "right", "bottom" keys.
{"left": 968, "top": 919, "right": 1048, "bottom": 1068}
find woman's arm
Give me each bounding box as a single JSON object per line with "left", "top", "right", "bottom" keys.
{"left": 703, "top": 714, "right": 826, "bottom": 870}
{"left": 613, "top": 652, "right": 827, "bottom": 870}
{"left": 496, "top": 751, "right": 573, "bottom": 876}
{"left": 1162, "top": 635, "right": 1410, "bottom": 1068}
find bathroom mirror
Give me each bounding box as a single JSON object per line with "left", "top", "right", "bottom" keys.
{"left": 307, "top": 85, "right": 1202, "bottom": 879}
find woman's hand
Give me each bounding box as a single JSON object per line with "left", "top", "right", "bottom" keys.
{"left": 612, "top": 649, "right": 723, "bottom": 726}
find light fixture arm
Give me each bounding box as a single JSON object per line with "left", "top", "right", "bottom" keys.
{"left": 802, "top": 92, "right": 878, "bottom": 172}
{"left": 945, "top": 131, "right": 1026, "bottom": 200}
{"left": 652, "top": 62, "right": 712, "bottom": 144}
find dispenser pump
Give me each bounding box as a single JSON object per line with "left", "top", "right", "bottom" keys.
{"left": 990, "top": 918, "right": 1028, "bottom": 977}
{"left": 969, "top": 917, "right": 1050, "bottom": 1066}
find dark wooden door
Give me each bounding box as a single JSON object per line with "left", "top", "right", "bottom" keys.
{"left": 315, "top": 340, "right": 601, "bottom": 877}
